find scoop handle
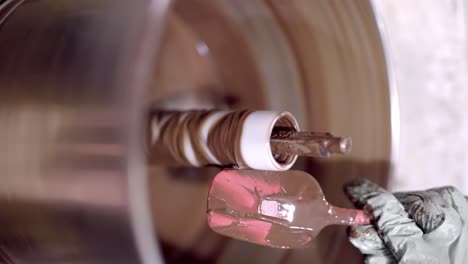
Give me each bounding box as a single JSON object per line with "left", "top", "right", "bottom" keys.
{"left": 328, "top": 206, "right": 371, "bottom": 226}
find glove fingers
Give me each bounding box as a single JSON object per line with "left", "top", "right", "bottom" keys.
{"left": 344, "top": 179, "right": 388, "bottom": 209}
{"left": 429, "top": 186, "right": 462, "bottom": 209}
{"left": 427, "top": 186, "right": 465, "bottom": 243}
{"left": 394, "top": 191, "right": 446, "bottom": 233}
{"left": 348, "top": 225, "right": 397, "bottom": 264}
{"left": 365, "top": 256, "right": 398, "bottom": 264}
{"left": 344, "top": 179, "right": 424, "bottom": 259}
{"left": 348, "top": 225, "right": 392, "bottom": 255}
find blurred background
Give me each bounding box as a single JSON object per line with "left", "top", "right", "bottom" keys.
{"left": 0, "top": 0, "right": 467, "bottom": 263}
{"left": 375, "top": 1, "right": 468, "bottom": 193}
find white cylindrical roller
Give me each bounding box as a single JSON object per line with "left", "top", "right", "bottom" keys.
{"left": 239, "top": 111, "right": 299, "bottom": 171}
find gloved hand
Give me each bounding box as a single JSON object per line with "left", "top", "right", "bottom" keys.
{"left": 344, "top": 179, "right": 468, "bottom": 264}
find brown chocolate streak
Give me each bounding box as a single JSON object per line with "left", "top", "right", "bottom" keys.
{"left": 207, "top": 109, "right": 254, "bottom": 167}
{"left": 148, "top": 109, "right": 254, "bottom": 168}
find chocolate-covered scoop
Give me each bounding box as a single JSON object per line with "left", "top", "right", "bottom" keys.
{"left": 207, "top": 170, "right": 370, "bottom": 248}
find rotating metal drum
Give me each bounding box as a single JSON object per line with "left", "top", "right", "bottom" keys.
{"left": 148, "top": 1, "right": 395, "bottom": 264}
{"left": 0, "top": 0, "right": 396, "bottom": 263}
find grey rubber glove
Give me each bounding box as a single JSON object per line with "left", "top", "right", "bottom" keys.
{"left": 344, "top": 179, "right": 468, "bottom": 264}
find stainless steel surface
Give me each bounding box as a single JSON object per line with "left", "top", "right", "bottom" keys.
{"left": 0, "top": 0, "right": 168, "bottom": 263}
{"left": 149, "top": 1, "right": 393, "bottom": 263}
{"left": 0, "top": 0, "right": 396, "bottom": 263}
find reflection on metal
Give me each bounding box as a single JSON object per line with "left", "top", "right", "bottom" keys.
{"left": 369, "top": 0, "right": 401, "bottom": 183}
{"left": 0, "top": 0, "right": 24, "bottom": 26}
{"left": 0, "top": 0, "right": 168, "bottom": 263}
{"left": 0, "top": 0, "right": 395, "bottom": 263}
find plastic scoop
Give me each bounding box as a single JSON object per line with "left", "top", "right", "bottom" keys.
{"left": 206, "top": 170, "right": 370, "bottom": 248}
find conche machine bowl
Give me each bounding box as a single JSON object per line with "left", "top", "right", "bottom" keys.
{"left": 0, "top": 0, "right": 395, "bottom": 263}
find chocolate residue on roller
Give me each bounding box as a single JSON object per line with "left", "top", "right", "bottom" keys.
{"left": 207, "top": 109, "right": 253, "bottom": 167}
{"left": 147, "top": 109, "right": 254, "bottom": 168}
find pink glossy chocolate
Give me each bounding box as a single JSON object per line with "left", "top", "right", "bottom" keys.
{"left": 207, "top": 170, "right": 371, "bottom": 248}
